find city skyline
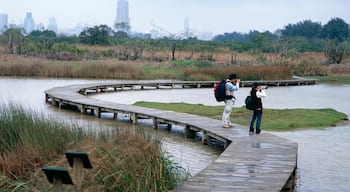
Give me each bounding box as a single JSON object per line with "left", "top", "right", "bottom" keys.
{"left": 0, "top": 0, "right": 349, "bottom": 36}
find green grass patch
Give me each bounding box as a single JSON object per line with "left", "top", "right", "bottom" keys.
{"left": 134, "top": 101, "right": 348, "bottom": 131}
{"left": 307, "top": 75, "right": 350, "bottom": 84}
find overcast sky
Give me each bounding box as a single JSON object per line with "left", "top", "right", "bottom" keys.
{"left": 1, "top": 0, "right": 349, "bottom": 35}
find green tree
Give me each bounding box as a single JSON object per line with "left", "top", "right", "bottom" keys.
{"left": 0, "top": 28, "right": 26, "bottom": 54}
{"left": 322, "top": 17, "right": 349, "bottom": 42}
{"left": 281, "top": 20, "right": 322, "bottom": 40}
{"left": 79, "top": 25, "right": 112, "bottom": 45}
{"left": 27, "top": 30, "right": 57, "bottom": 56}
{"left": 324, "top": 39, "right": 347, "bottom": 64}
{"left": 115, "top": 22, "right": 131, "bottom": 33}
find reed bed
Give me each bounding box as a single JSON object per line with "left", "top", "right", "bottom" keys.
{"left": 1, "top": 52, "right": 345, "bottom": 80}
{"left": 0, "top": 102, "right": 188, "bottom": 191}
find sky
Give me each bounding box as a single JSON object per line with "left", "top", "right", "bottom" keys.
{"left": 0, "top": 0, "right": 349, "bottom": 36}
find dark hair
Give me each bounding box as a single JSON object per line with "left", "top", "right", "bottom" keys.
{"left": 252, "top": 82, "right": 260, "bottom": 87}
{"left": 228, "top": 73, "right": 237, "bottom": 80}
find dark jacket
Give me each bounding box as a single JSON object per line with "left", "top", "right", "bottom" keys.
{"left": 251, "top": 88, "right": 263, "bottom": 110}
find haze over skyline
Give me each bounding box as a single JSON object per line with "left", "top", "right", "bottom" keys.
{"left": 0, "top": 0, "right": 349, "bottom": 36}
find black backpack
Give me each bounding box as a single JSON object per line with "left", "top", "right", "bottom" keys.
{"left": 214, "top": 80, "right": 226, "bottom": 102}
{"left": 245, "top": 95, "right": 256, "bottom": 110}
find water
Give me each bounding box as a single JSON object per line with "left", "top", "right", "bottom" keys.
{"left": 92, "top": 83, "right": 350, "bottom": 192}
{"left": 1, "top": 78, "right": 349, "bottom": 191}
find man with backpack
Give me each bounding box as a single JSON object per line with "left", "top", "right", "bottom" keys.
{"left": 222, "top": 73, "right": 240, "bottom": 128}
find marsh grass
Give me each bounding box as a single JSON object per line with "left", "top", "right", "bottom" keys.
{"left": 134, "top": 101, "right": 348, "bottom": 131}
{"left": 307, "top": 75, "right": 350, "bottom": 84}
{"left": 0, "top": 102, "right": 188, "bottom": 191}
{"left": 0, "top": 54, "right": 295, "bottom": 80}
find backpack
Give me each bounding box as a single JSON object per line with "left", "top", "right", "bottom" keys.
{"left": 214, "top": 80, "right": 227, "bottom": 102}
{"left": 245, "top": 95, "right": 256, "bottom": 110}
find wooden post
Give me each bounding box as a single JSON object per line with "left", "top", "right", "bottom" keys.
{"left": 201, "top": 131, "right": 208, "bottom": 145}
{"left": 52, "top": 97, "right": 56, "bottom": 106}
{"left": 80, "top": 105, "right": 86, "bottom": 114}
{"left": 167, "top": 123, "right": 172, "bottom": 131}
{"left": 185, "top": 125, "right": 190, "bottom": 138}
{"left": 97, "top": 107, "right": 101, "bottom": 118}
{"left": 152, "top": 117, "right": 158, "bottom": 129}
{"left": 65, "top": 152, "right": 92, "bottom": 192}
{"left": 42, "top": 167, "right": 73, "bottom": 192}
{"left": 131, "top": 113, "right": 137, "bottom": 124}
{"left": 73, "top": 158, "right": 84, "bottom": 192}
{"left": 53, "top": 178, "right": 63, "bottom": 192}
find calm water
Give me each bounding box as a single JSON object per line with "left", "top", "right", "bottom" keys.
{"left": 1, "top": 78, "right": 349, "bottom": 191}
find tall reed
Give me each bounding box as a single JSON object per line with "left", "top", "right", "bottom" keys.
{"left": 0, "top": 102, "right": 188, "bottom": 191}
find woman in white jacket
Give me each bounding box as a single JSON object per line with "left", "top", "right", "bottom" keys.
{"left": 249, "top": 82, "right": 267, "bottom": 134}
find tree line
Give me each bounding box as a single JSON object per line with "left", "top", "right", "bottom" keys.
{"left": 0, "top": 17, "right": 349, "bottom": 64}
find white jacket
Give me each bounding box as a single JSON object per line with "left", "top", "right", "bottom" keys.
{"left": 256, "top": 90, "right": 266, "bottom": 98}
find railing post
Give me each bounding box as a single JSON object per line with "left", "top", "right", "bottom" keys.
{"left": 42, "top": 167, "right": 74, "bottom": 192}
{"left": 65, "top": 152, "right": 93, "bottom": 192}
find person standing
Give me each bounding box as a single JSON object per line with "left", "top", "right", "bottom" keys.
{"left": 249, "top": 82, "right": 267, "bottom": 134}
{"left": 222, "top": 73, "right": 240, "bottom": 128}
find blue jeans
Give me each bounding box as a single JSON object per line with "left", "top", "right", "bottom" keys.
{"left": 250, "top": 110, "right": 262, "bottom": 132}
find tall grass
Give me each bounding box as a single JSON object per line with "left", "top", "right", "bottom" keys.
{"left": 0, "top": 102, "right": 85, "bottom": 181}
{"left": 0, "top": 102, "right": 189, "bottom": 191}
{"left": 0, "top": 54, "right": 297, "bottom": 80}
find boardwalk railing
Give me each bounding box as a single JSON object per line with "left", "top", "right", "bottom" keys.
{"left": 45, "top": 79, "right": 304, "bottom": 191}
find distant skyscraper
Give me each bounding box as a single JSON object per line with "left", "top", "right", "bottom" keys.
{"left": 115, "top": 0, "right": 130, "bottom": 33}
{"left": 47, "top": 17, "right": 58, "bottom": 33}
{"left": 23, "top": 12, "right": 35, "bottom": 33}
{"left": 0, "top": 13, "right": 8, "bottom": 33}
{"left": 184, "top": 17, "right": 189, "bottom": 36}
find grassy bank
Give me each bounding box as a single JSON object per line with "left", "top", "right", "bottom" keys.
{"left": 134, "top": 101, "right": 348, "bottom": 131}
{"left": 0, "top": 102, "right": 188, "bottom": 191}
{"left": 307, "top": 75, "right": 350, "bottom": 84}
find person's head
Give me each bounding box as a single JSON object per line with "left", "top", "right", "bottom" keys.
{"left": 253, "top": 82, "right": 265, "bottom": 90}
{"left": 228, "top": 73, "right": 238, "bottom": 82}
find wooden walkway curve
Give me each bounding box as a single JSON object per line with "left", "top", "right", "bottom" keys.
{"left": 44, "top": 80, "right": 303, "bottom": 192}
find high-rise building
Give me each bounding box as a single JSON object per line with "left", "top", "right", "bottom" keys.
{"left": 0, "top": 13, "right": 8, "bottom": 33}
{"left": 184, "top": 17, "right": 189, "bottom": 37}
{"left": 115, "top": 0, "right": 130, "bottom": 33}
{"left": 23, "top": 12, "right": 35, "bottom": 34}
{"left": 47, "top": 17, "right": 58, "bottom": 33}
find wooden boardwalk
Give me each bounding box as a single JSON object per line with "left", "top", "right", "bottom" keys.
{"left": 45, "top": 80, "right": 300, "bottom": 192}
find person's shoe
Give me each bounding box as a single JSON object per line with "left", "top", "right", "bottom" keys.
{"left": 249, "top": 131, "right": 254, "bottom": 135}
{"left": 222, "top": 124, "right": 231, "bottom": 128}
{"left": 228, "top": 123, "right": 235, "bottom": 128}
{"left": 256, "top": 129, "right": 261, "bottom": 134}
